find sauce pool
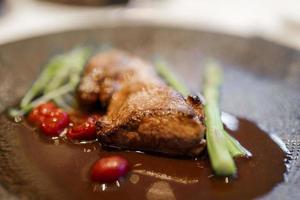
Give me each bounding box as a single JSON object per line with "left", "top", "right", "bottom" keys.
{"left": 18, "top": 117, "right": 287, "bottom": 200}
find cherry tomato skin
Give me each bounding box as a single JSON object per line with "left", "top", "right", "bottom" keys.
{"left": 67, "top": 115, "right": 101, "bottom": 140}
{"left": 28, "top": 109, "right": 44, "bottom": 125}
{"left": 91, "top": 156, "right": 130, "bottom": 183}
{"left": 67, "top": 121, "right": 96, "bottom": 140}
{"left": 40, "top": 110, "right": 69, "bottom": 137}
{"left": 28, "top": 102, "right": 57, "bottom": 125}
{"left": 38, "top": 102, "right": 57, "bottom": 115}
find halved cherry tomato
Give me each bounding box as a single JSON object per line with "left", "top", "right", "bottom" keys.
{"left": 67, "top": 114, "right": 101, "bottom": 140}
{"left": 90, "top": 156, "right": 130, "bottom": 183}
{"left": 40, "top": 109, "right": 69, "bottom": 137}
{"left": 28, "top": 102, "right": 57, "bottom": 126}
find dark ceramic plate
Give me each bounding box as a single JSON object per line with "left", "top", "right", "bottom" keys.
{"left": 0, "top": 24, "right": 300, "bottom": 200}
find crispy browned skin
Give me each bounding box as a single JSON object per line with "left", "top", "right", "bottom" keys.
{"left": 78, "top": 50, "right": 162, "bottom": 106}
{"left": 78, "top": 50, "right": 206, "bottom": 157}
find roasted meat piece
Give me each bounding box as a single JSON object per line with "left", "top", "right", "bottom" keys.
{"left": 78, "top": 50, "right": 206, "bottom": 156}
{"left": 78, "top": 50, "right": 162, "bottom": 106}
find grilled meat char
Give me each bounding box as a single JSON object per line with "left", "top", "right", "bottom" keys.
{"left": 78, "top": 50, "right": 206, "bottom": 157}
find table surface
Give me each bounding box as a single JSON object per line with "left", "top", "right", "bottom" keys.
{"left": 0, "top": 0, "right": 300, "bottom": 49}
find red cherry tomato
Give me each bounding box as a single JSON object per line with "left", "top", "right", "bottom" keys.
{"left": 67, "top": 114, "right": 101, "bottom": 141}
{"left": 67, "top": 121, "right": 96, "bottom": 140}
{"left": 38, "top": 102, "right": 57, "bottom": 115}
{"left": 90, "top": 156, "right": 130, "bottom": 183}
{"left": 40, "top": 110, "right": 69, "bottom": 137}
{"left": 28, "top": 102, "right": 57, "bottom": 125}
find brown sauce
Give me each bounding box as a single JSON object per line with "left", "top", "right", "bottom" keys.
{"left": 18, "top": 116, "right": 287, "bottom": 200}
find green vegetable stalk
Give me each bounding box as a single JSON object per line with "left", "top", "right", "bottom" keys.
{"left": 20, "top": 56, "right": 64, "bottom": 108}
{"left": 203, "top": 62, "right": 236, "bottom": 176}
{"left": 224, "top": 130, "right": 252, "bottom": 157}
{"left": 155, "top": 58, "right": 251, "bottom": 176}
{"left": 154, "top": 58, "right": 190, "bottom": 96}
{"left": 10, "top": 47, "right": 91, "bottom": 117}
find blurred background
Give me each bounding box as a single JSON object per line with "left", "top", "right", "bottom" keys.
{"left": 0, "top": 0, "right": 300, "bottom": 49}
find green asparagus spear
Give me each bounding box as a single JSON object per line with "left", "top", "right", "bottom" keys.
{"left": 154, "top": 58, "right": 190, "bottom": 96}
{"left": 10, "top": 47, "right": 90, "bottom": 117}
{"left": 20, "top": 56, "right": 64, "bottom": 108}
{"left": 45, "top": 48, "right": 90, "bottom": 93}
{"left": 203, "top": 62, "right": 236, "bottom": 176}
{"left": 224, "top": 131, "right": 252, "bottom": 157}
{"left": 154, "top": 58, "right": 251, "bottom": 176}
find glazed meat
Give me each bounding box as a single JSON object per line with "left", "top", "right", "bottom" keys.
{"left": 78, "top": 50, "right": 206, "bottom": 156}
{"left": 78, "top": 50, "right": 162, "bottom": 106}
